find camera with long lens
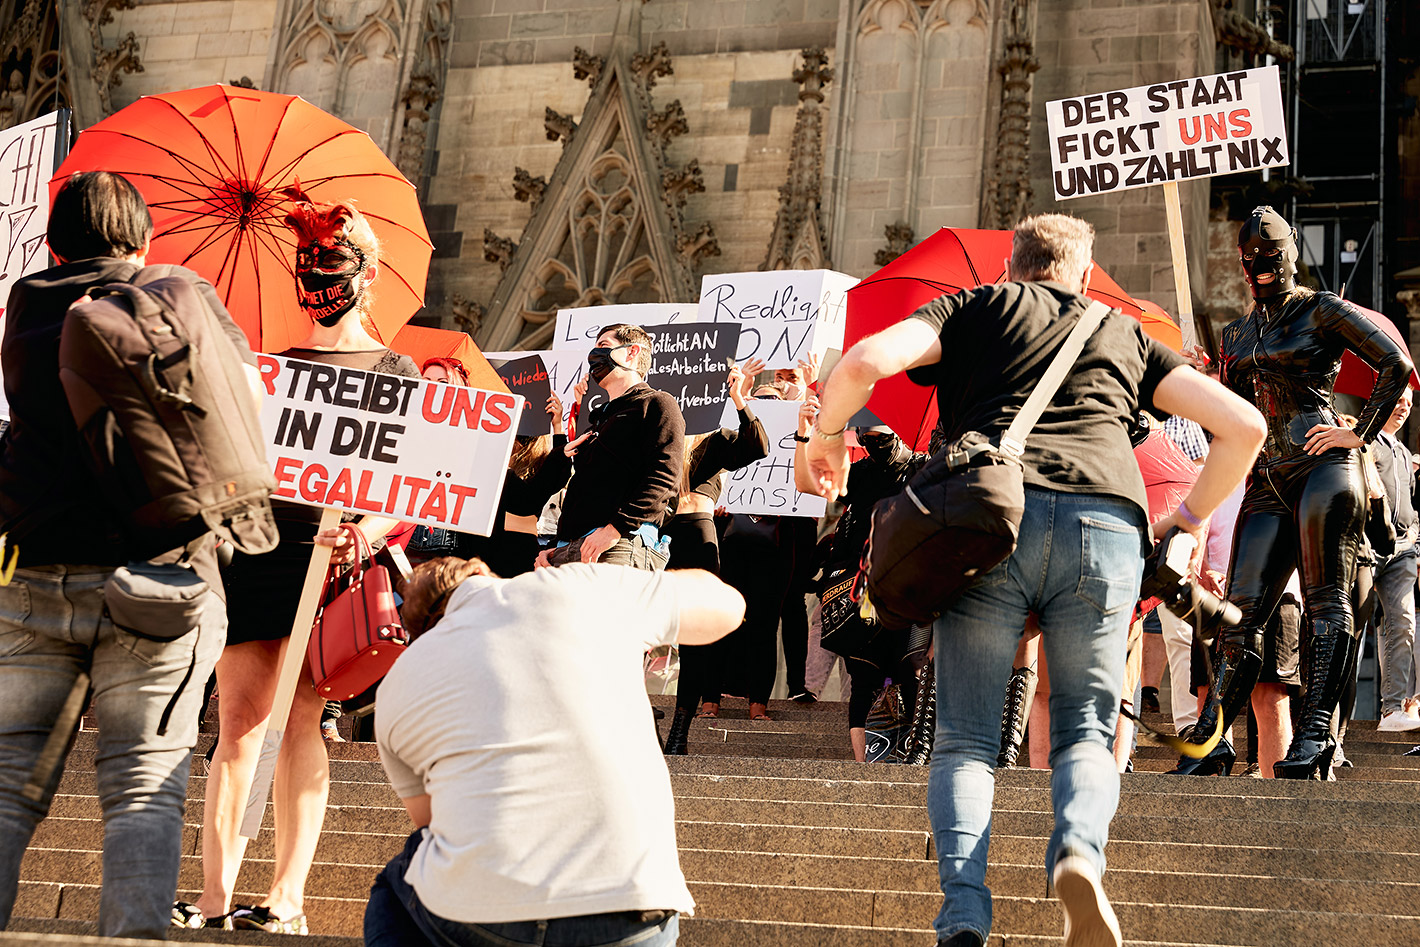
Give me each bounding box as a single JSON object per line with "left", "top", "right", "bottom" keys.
{"left": 1138, "top": 527, "right": 1240, "bottom": 647}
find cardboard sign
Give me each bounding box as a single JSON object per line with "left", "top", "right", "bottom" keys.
{"left": 577, "top": 323, "right": 741, "bottom": 435}
{"left": 493, "top": 354, "right": 553, "bottom": 437}
{"left": 696, "top": 269, "right": 858, "bottom": 369}
{"left": 0, "top": 109, "right": 68, "bottom": 418}
{"left": 257, "top": 355, "right": 522, "bottom": 535}
{"left": 719, "top": 399, "right": 825, "bottom": 518}
{"left": 1045, "top": 66, "right": 1288, "bottom": 200}
{"left": 552, "top": 302, "right": 690, "bottom": 350}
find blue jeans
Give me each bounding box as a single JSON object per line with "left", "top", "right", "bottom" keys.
{"left": 928, "top": 489, "right": 1146, "bottom": 942}
{"left": 0, "top": 564, "right": 225, "bottom": 939}
{"left": 366, "top": 829, "right": 680, "bottom": 946}
{"left": 1374, "top": 546, "right": 1419, "bottom": 714}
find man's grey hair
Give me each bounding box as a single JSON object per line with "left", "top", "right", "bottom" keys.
{"left": 1010, "top": 214, "right": 1095, "bottom": 288}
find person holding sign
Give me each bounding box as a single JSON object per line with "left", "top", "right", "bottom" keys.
{"left": 1172, "top": 207, "right": 1414, "bottom": 780}
{"left": 536, "top": 324, "right": 684, "bottom": 570}
{"left": 801, "top": 214, "right": 1264, "bottom": 947}
{"left": 180, "top": 200, "right": 421, "bottom": 934}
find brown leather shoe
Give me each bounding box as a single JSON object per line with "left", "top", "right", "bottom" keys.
{"left": 749, "top": 702, "right": 771, "bottom": 720}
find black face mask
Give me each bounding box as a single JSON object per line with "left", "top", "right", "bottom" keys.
{"left": 296, "top": 241, "right": 366, "bottom": 327}
{"left": 1238, "top": 205, "right": 1298, "bottom": 302}
{"left": 861, "top": 433, "right": 908, "bottom": 467}
{"left": 587, "top": 344, "right": 630, "bottom": 383}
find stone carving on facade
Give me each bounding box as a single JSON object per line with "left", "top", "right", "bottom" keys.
{"left": 477, "top": 12, "right": 717, "bottom": 352}
{"left": 451, "top": 292, "right": 484, "bottom": 336}
{"left": 394, "top": 0, "right": 451, "bottom": 184}
{"left": 274, "top": 0, "right": 406, "bottom": 147}
{"left": 482, "top": 229, "right": 517, "bottom": 271}
{"left": 229, "top": 76, "right": 258, "bottom": 89}
{"left": 764, "top": 47, "right": 834, "bottom": 271}
{"left": 573, "top": 47, "right": 604, "bottom": 87}
{"left": 544, "top": 107, "right": 578, "bottom": 144}
{"left": 662, "top": 160, "right": 704, "bottom": 209}
{"left": 874, "top": 222, "right": 915, "bottom": 267}
{"left": 83, "top": 0, "right": 142, "bottom": 114}
{"left": 1211, "top": 0, "right": 1294, "bottom": 61}
{"left": 644, "top": 100, "right": 687, "bottom": 147}
{"left": 982, "top": 0, "right": 1039, "bottom": 229}
{"left": 512, "top": 167, "right": 548, "bottom": 208}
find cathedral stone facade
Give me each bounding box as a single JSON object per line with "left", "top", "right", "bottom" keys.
{"left": 10, "top": 0, "right": 1273, "bottom": 350}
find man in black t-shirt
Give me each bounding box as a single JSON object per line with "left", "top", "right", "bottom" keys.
{"left": 803, "top": 214, "right": 1266, "bottom": 947}
{"left": 539, "top": 323, "right": 684, "bottom": 569}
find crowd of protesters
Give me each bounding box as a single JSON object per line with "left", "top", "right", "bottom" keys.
{"left": 1, "top": 169, "right": 1418, "bottom": 947}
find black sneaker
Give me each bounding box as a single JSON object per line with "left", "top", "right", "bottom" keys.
{"left": 172, "top": 901, "right": 233, "bottom": 930}
{"left": 938, "top": 930, "right": 985, "bottom": 947}
{"left": 789, "top": 691, "right": 818, "bottom": 704}
{"left": 1141, "top": 686, "right": 1160, "bottom": 714}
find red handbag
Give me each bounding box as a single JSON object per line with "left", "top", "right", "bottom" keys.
{"left": 307, "top": 523, "right": 409, "bottom": 701}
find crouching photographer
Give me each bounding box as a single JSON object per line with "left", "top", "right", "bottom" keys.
{"left": 802, "top": 213, "right": 1265, "bottom": 947}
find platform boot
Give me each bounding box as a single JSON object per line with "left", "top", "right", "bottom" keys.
{"left": 899, "top": 661, "right": 936, "bottom": 766}
{"left": 996, "top": 664, "right": 1037, "bottom": 768}
{"left": 1169, "top": 633, "right": 1262, "bottom": 776}
{"left": 1275, "top": 622, "right": 1352, "bottom": 779}
{"left": 663, "top": 706, "right": 692, "bottom": 756}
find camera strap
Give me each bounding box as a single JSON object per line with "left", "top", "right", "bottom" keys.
{"left": 999, "top": 299, "right": 1112, "bottom": 458}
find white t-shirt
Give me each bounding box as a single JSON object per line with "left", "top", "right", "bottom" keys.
{"left": 376, "top": 563, "right": 693, "bottom": 923}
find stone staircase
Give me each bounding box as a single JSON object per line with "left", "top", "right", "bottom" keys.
{"left": 9, "top": 696, "right": 1420, "bottom": 946}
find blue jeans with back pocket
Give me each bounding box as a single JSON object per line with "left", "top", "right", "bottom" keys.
{"left": 0, "top": 564, "right": 225, "bottom": 938}
{"left": 927, "top": 488, "right": 1147, "bottom": 942}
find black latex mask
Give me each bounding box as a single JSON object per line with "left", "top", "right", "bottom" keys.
{"left": 296, "top": 240, "right": 366, "bottom": 327}
{"left": 1238, "top": 205, "right": 1298, "bottom": 301}
{"left": 587, "top": 344, "right": 631, "bottom": 383}
{"left": 860, "top": 431, "right": 909, "bottom": 467}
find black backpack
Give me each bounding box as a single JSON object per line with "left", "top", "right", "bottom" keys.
{"left": 57, "top": 272, "right": 278, "bottom": 559}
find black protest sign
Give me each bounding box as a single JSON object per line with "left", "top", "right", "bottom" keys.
{"left": 579, "top": 323, "right": 742, "bottom": 435}
{"left": 495, "top": 354, "right": 553, "bottom": 437}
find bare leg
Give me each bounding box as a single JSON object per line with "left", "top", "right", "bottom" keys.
{"left": 263, "top": 643, "right": 329, "bottom": 921}
{"left": 849, "top": 727, "right": 866, "bottom": 762}
{"left": 1028, "top": 648, "right": 1051, "bottom": 769}
{"left": 1142, "top": 633, "right": 1166, "bottom": 690}
{"left": 194, "top": 640, "right": 282, "bottom": 918}
{"left": 1251, "top": 682, "right": 1291, "bottom": 778}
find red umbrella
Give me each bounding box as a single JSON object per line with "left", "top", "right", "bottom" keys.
{"left": 50, "top": 84, "right": 433, "bottom": 353}
{"left": 1332, "top": 305, "right": 1419, "bottom": 399}
{"left": 844, "top": 227, "right": 1177, "bottom": 451}
{"left": 390, "top": 324, "right": 508, "bottom": 393}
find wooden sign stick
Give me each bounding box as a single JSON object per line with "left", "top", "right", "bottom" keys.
{"left": 240, "top": 505, "right": 341, "bottom": 839}
{"left": 1162, "top": 181, "right": 1199, "bottom": 351}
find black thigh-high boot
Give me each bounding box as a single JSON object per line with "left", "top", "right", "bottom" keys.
{"left": 1171, "top": 631, "right": 1263, "bottom": 776}
{"left": 1276, "top": 621, "right": 1354, "bottom": 779}
{"left": 664, "top": 706, "right": 692, "bottom": 755}
{"left": 997, "top": 664, "right": 1038, "bottom": 767}
{"left": 897, "top": 660, "right": 936, "bottom": 765}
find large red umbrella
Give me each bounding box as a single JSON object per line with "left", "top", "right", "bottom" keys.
{"left": 845, "top": 227, "right": 1180, "bottom": 451}
{"left": 50, "top": 84, "right": 432, "bottom": 353}
{"left": 1332, "top": 305, "right": 1419, "bottom": 399}
{"left": 390, "top": 324, "right": 508, "bottom": 393}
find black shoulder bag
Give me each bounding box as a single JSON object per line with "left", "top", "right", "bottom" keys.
{"left": 863, "top": 300, "right": 1112, "bottom": 630}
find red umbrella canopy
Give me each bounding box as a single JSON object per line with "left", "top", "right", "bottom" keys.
{"left": 1332, "top": 305, "right": 1420, "bottom": 400}
{"left": 844, "top": 227, "right": 1178, "bottom": 451}
{"left": 50, "top": 84, "right": 433, "bottom": 354}
{"left": 390, "top": 325, "right": 508, "bottom": 393}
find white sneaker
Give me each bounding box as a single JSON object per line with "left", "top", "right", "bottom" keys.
{"left": 1377, "top": 710, "right": 1420, "bottom": 732}
{"left": 1053, "top": 852, "right": 1122, "bottom": 947}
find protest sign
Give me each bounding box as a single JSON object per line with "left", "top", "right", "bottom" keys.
{"left": 719, "top": 399, "right": 825, "bottom": 518}
{"left": 0, "top": 110, "right": 69, "bottom": 418}
{"left": 577, "top": 323, "right": 741, "bottom": 435}
{"left": 552, "top": 302, "right": 690, "bottom": 350}
{"left": 256, "top": 354, "right": 522, "bottom": 536}
{"left": 493, "top": 354, "right": 553, "bottom": 437}
{"left": 696, "top": 269, "right": 858, "bottom": 369}
{"left": 1045, "top": 66, "right": 1287, "bottom": 200}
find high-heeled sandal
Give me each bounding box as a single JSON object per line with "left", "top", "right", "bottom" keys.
{"left": 696, "top": 701, "right": 719, "bottom": 718}
{"left": 172, "top": 900, "right": 237, "bottom": 930}
{"left": 231, "top": 905, "right": 309, "bottom": 934}
{"left": 748, "top": 702, "right": 771, "bottom": 721}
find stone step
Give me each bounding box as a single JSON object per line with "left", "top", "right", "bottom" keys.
{"left": 678, "top": 918, "right": 1250, "bottom": 947}
{"left": 5, "top": 915, "right": 360, "bottom": 945}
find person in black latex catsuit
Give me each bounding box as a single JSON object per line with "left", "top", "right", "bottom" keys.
{"left": 1173, "top": 206, "right": 1413, "bottom": 778}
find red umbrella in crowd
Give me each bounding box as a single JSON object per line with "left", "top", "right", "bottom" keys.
{"left": 50, "top": 84, "right": 433, "bottom": 353}
{"left": 1332, "top": 305, "right": 1420, "bottom": 399}
{"left": 390, "top": 324, "right": 508, "bottom": 392}
{"left": 844, "top": 227, "right": 1182, "bottom": 451}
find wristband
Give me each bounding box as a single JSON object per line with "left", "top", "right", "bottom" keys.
{"left": 814, "top": 424, "right": 845, "bottom": 441}
{"left": 793, "top": 433, "right": 811, "bottom": 443}
{"left": 1177, "top": 499, "right": 1203, "bottom": 527}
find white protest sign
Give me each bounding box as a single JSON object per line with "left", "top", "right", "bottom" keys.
{"left": 256, "top": 354, "right": 522, "bottom": 535}
{"left": 1045, "top": 66, "right": 1287, "bottom": 200}
{"left": 0, "top": 110, "right": 68, "bottom": 419}
{"left": 552, "top": 302, "right": 691, "bottom": 350}
{"left": 697, "top": 269, "right": 858, "bottom": 369}
{"left": 719, "top": 399, "right": 825, "bottom": 518}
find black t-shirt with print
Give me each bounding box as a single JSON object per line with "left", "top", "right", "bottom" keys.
{"left": 906, "top": 280, "right": 1187, "bottom": 517}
